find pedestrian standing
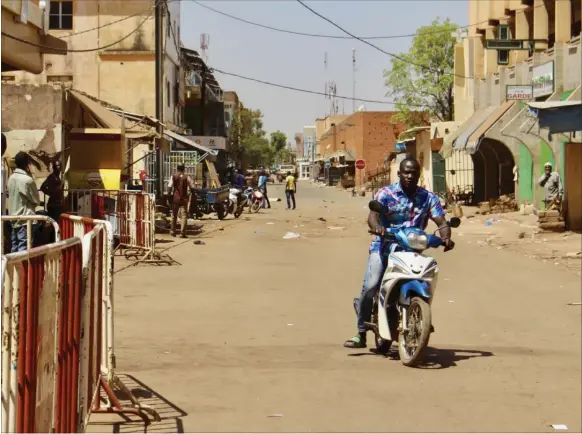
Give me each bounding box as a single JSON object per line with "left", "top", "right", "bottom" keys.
{"left": 539, "top": 162, "right": 563, "bottom": 210}
{"left": 285, "top": 171, "right": 297, "bottom": 210}
{"left": 40, "top": 159, "right": 63, "bottom": 222}
{"left": 167, "top": 164, "right": 194, "bottom": 238}
{"left": 258, "top": 170, "right": 271, "bottom": 209}
{"left": 7, "top": 152, "right": 40, "bottom": 252}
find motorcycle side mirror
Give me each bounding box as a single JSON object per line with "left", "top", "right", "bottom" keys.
{"left": 368, "top": 200, "right": 383, "bottom": 214}
{"left": 448, "top": 217, "right": 461, "bottom": 228}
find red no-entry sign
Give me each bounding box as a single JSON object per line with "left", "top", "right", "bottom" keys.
{"left": 355, "top": 159, "right": 366, "bottom": 170}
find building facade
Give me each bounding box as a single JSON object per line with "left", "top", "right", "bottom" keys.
{"left": 317, "top": 112, "right": 407, "bottom": 185}
{"left": 2, "top": 0, "right": 183, "bottom": 128}
{"left": 302, "top": 126, "right": 316, "bottom": 160}
{"left": 442, "top": 0, "right": 581, "bottom": 208}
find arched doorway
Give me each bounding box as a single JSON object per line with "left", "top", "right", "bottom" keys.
{"left": 472, "top": 138, "right": 516, "bottom": 203}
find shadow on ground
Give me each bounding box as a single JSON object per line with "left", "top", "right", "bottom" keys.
{"left": 88, "top": 374, "right": 187, "bottom": 433}
{"left": 349, "top": 346, "right": 494, "bottom": 369}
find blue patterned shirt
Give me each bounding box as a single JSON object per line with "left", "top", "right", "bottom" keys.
{"left": 370, "top": 182, "right": 446, "bottom": 253}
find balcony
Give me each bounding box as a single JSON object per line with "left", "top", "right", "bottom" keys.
{"left": 1, "top": 0, "right": 67, "bottom": 74}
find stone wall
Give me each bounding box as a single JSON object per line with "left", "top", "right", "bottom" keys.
{"left": 1, "top": 83, "right": 64, "bottom": 186}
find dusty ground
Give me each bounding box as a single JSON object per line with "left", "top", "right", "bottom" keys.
{"left": 88, "top": 182, "right": 581, "bottom": 433}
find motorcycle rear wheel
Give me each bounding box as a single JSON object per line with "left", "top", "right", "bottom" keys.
{"left": 216, "top": 204, "right": 227, "bottom": 220}
{"left": 398, "top": 297, "right": 431, "bottom": 367}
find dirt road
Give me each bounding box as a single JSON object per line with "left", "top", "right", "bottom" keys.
{"left": 88, "top": 182, "right": 581, "bottom": 433}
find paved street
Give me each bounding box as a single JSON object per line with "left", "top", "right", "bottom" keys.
{"left": 88, "top": 182, "right": 581, "bottom": 433}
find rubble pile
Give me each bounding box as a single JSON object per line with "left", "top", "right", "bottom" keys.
{"left": 535, "top": 209, "right": 566, "bottom": 232}
{"left": 477, "top": 195, "right": 518, "bottom": 215}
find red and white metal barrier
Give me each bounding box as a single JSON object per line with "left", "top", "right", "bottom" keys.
{"left": 62, "top": 189, "right": 168, "bottom": 265}
{"left": 58, "top": 214, "right": 160, "bottom": 430}
{"left": 1, "top": 237, "right": 83, "bottom": 433}
{"left": 1, "top": 215, "right": 61, "bottom": 254}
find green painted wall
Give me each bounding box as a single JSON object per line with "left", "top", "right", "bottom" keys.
{"left": 518, "top": 143, "right": 534, "bottom": 202}
{"left": 560, "top": 90, "right": 574, "bottom": 101}
{"left": 539, "top": 140, "right": 555, "bottom": 207}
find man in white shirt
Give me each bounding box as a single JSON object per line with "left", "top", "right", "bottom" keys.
{"left": 7, "top": 152, "right": 40, "bottom": 252}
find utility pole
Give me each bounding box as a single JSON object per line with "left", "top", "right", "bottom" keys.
{"left": 154, "top": 0, "right": 165, "bottom": 198}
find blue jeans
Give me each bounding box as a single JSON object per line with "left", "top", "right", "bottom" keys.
{"left": 285, "top": 190, "right": 296, "bottom": 209}
{"left": 11, "top": 225, "right": 30, "bottom": 253}
{"left": 356, "top": 251, "right": 388, "bottom": 333}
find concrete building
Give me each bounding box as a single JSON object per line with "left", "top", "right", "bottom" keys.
{"left": 315, "top": 115, "right": 349, "bottom": 157}
{"left": 294, "top": 133, "right": 304, "bottom": 158}
{"left": 303, "top": 126, "right": 316, "bottom": 160}
{"left": 441, "top": 0, "right": 581, "bottom": 211}
{"left": 2, "top": 0, "right": 183, "bottom": 129}
{"left": 317, "top": 112, "right": 407, "bottom": 185}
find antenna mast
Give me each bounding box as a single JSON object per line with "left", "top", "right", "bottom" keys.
{"left": 352, "top": 48, "right": 356, "bottom": 113}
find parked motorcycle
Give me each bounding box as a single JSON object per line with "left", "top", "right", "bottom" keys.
{"left": 227, "top": 188, "right": 248, "bottom": 219}
{"left": 357, "top": 199, "right": 460, "bottom": 367}
{"left": 246, "top": 188, "right": 264, "bottom": 214}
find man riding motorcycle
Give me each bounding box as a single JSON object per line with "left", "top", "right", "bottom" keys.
{"left": 344, "top": 157, "right": 455, "bottom": 349}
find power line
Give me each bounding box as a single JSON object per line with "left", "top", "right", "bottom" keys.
{"left": 296, "top": 0, "right": 471, "bottom": 80}
{"left": 210, "top": 67, "right": 428, "bottom": 107}
{"left": 191, "top": 0, "right": 483, "bottom": 41}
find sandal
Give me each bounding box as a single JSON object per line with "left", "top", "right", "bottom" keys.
{"left": 344, "top": 335, "right": 367, "bottom": 349}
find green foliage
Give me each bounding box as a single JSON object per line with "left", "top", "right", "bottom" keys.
{"left": 384, "top": 18, "right": 457, "bottom": 126}
{"left": 270, "top": 131, "right": 287, "bottom": 154}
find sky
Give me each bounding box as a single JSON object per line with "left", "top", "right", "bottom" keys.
{"left": 180, "top": 1, "right": 468, "bottom": 144}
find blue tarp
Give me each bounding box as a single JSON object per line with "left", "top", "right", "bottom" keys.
{"left": 527, "top": 101, "right": 582, "bottom": 135}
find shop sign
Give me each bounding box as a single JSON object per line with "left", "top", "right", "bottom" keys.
{"left": 506, "top": 85, "right": 533, "bottom": 100}
{"left": 532, "top": 61, "right": 554, "bottom": 98}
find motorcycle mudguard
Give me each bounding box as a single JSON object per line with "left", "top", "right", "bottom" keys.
{"left": 399, "top": 280, "right": 431, "bottom": 305}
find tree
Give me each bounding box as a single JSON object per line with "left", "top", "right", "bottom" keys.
{"left": 230, "top": 107, "right": 274, "bottom": 168}
{"left": 270, "top": 131, "right": 287, "bottom": 154}
{"left": 384, "top": 18, "right": 457, "bottom": 127}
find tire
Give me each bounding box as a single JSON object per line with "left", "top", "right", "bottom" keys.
{"left": 216, "top": 204, "right": 226, "bottom": 220}
{"left": 251, "top": 200, "right": 261, "bottom": 213}
{"left": 398, "top": 297, "right": 432, "bottom": 367}
{"left": 227, "top": 201, "right": 234, "bottom": 215}
{"left": 234, "top": 206, "right": 244, "bottom": 218}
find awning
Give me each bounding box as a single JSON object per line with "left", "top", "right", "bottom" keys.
{"left": 164, "top": 130, "right": 219, "bottom": 158}
{"left": 527, "top": 100, "right": 582, "bottom": 134}
{"left": 68, "top": 90, "right": 155, "bottom": 139}
{"left": 440, "top": 106, "right": 497, "bottom": 158}
{"left": 466, "top": 100, "right": 516, "bottom": 154}
{"left": 327, "top": 150, "right": 355, "bottom": 162}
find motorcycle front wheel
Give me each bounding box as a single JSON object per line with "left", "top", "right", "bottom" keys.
{"left": 234, "top": 206, "right": 244, "bottom": 218}
{"left": 398, "top": 297, "right": 431, "bottom": 367}
{"left": 250, "top": 200, "right": 261, "bottom": 213}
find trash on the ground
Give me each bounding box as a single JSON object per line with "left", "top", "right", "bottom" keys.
{"left": 444, "top": 278, "right": 451, "bottom": 281}
{"left": 254, "top": 230, "right": 264, "bottom": 235}
{"left": 318, "top": 217, "right": 327, "bottom": 222}
{"left": 567, "top": 302, "right": 581, "bottom": 306}
{"left": 266, "top": 222, "right": 275, "bottom": 225}
{"left": 550, "top": 424, "right": 568, "bottom": 430}
{"left": 283, "top": 232, "right": 301, "bottom": 239}
{"left": 287, "top": 323, "right": 294, "bottom": 326}
{"left": 163, "top": 351, "right": 170, "bottom": 354}
{"left": 327, "top": 226, "right": 345, "bottom": 230}
{"left": 268, "top": 414, "right": 284, "bottom": 418}
{"left": 517, "top": 231, "right": 526, "bottom": 239}
{"left": 448, "top": 300, "right": 454, "bottom": 303}
{"left": 566, "top": 251, "right": 581, "bottom": 258}
{"left": 193, "top": 240, "right": 205, "bottom": 246}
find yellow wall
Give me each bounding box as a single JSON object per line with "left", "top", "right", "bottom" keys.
{"left": 2, "top": 0, "right": 181, "bottom": 125}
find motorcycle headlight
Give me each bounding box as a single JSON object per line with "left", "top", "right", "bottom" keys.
{"left": 407, "top": 232, "right": 428, "bottom": 251}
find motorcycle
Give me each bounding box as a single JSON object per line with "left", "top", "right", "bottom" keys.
{"left": 358, "top": 199, "right": 460, "bottom": 367}
{"left": 247, "top": 188, "right": 264, "bottom": 214}
{"left": 227, "top": 188, "right": 248, "bottom": 219}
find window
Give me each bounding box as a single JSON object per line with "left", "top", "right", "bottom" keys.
{"left": 49, "top": 1, "right": 73, "bottom": 30}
